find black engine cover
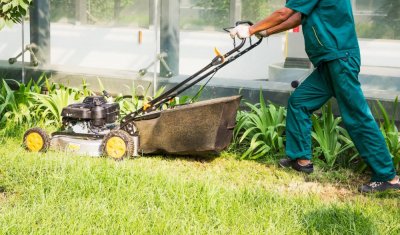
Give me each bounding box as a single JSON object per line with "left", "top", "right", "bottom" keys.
{"left": 61, "top": 96, "right": 119, "bottom": 125}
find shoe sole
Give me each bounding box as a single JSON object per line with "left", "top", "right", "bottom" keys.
{"left": 359, "top": 186, "right": 400, "bottom": 193}
{"left": 297, "top": 168, "right": 314, "bottom": 174}
{"left": 279, "top": 160, "right": 314, "bottom": 174}
{"left": 278, "top": 161, "right": 291, "bottom": 168}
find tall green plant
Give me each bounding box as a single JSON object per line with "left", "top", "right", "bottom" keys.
{"left": 115, "top": 83, "right": 149, "bottom": 116}
{"left": 311, "top": 101, "right": 357, "bottom": 168}
{"left": 375, "top": 97, "right": 400, "bottom": 170}
{"left": 31, "top": 84, "right": 83, "bottom": 127}
{"left": 0, "top": 80, "right": 34, "bottom": 126}
{"left": 234, "top": 91, "right": 286, "bottom": 159}
{"left": 114, "top": 82, "right": 166, "bottom": 116}
{"left": 0, "top": 78, "right": 46, "bottom": 127}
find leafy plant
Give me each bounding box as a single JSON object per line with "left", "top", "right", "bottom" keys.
{"left": 81, "top": 79, "right": 95, "bottom": 97}
{"left": 375, "top": 97, "right": 400, "bottom": 170}
{"left": 0, "top": 78, "right": 47, "bottom": 127}
{"left": 167, "top": 84, "right": 206, "bottom": 108}
{"left": 234, "top": 91, "right": 286, "bottom": 159}
{"left": 0, "top": 80, "right": 34, "bottom": 127}
{"left": 27, "top": 78, "right": 94, "bottom": 127}
{"left": 31, "top": 84, "right": 84, "bottom": 127}
{"left": 311, "top": 101, "right": 358, "bottom": 169}
{"left": 114, "top": 82, "right": 167, "bottom": 116}
{"left": 115, "top": 83, "right": 150, "bottom": 116}
{"left": 0, "top": 0, "right": 32, "bottom": 29}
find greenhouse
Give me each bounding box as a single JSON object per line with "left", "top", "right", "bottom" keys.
{"left": 0, "top": 0, "right": 400, "bottom": 234}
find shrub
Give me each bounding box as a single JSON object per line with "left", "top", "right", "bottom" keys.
{"left": 234, "top": 91, "right": 286, "bottom": 159}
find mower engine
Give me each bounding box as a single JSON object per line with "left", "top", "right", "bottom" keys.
{"left": 61, "top": 96, "right": 120, "bottom": 135}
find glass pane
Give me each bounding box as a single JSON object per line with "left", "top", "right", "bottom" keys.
{"left": 179, "top": 0, "right": 288, "bottom": 80}
{"left": 355, "top": 0, "right": 400, "bottom": 40}
{"left": 49, "top": 0, "right": 157, "bottom": 74}
{"left": 50, "top": 0, "right": 75, "bottom": 23}
{"left": 242, "top": 0, "right": 284, "bottom": 23}
{"left": 180, "top": 0, "right": 230, "bottom": 30}
{"left": 0, "top": 21, "right": 31, "bottom": 76}
{"left": 50, "top": 0, "right": 151, "bottom": 27}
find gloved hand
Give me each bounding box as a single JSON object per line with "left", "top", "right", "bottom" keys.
{"left": 229, "top": 24, "right": 251, "bottom": 39}
{"left": 257, "top": 30, "right": 268, "bottom": 38}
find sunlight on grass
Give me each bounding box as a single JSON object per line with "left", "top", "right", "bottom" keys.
{"left": 0, "top": 138, "right": 399, "bottom": 234}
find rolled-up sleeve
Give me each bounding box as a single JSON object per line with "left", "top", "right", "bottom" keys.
{"left": 285, "top": 0, "right": 320, "bottom": 16}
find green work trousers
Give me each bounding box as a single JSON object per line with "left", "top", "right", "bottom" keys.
{"left": 285, "top": 56, "right": 396, "bottom": 182}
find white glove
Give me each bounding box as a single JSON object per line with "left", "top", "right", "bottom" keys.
{"left": 229, "top": 25, "right": 251, "bottom": 39}
{"left": 257, "top": 30, "right": 268, "bottom": 38}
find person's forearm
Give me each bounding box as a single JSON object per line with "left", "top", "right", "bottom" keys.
{"left": 265, "top": 12, "right": 302, "bottom": 36}
{"left": 248, "top": 7, "right": 296, "bottom": 35}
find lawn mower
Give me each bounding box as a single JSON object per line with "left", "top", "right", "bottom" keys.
{"left": 23, "top": 21, "right": 263, "bottom": 160}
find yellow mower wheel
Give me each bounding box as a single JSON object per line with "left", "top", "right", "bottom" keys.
{"left": 101, "top": 130, "right": 134, "bottom": 160}
{"left": 23, "top": 127, "right": 50, "bottom": 152}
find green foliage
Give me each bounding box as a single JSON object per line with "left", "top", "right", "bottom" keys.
{"left": 114, "top": 82, "right": 205, "bottom": 116}
{"left": 0, "top": 76, "right": 198, "bottom": 129}
{"left": 0, "top": 0, "right": 32, "bottom": 29}
{"left": 0, "top": 76, "right": 95, "bottom": 128}
{"left": 114, "top": 83, "right": 166, "bottom": 116}
{"left": 31, "top": 86, "right": 83, "bottom": 127}
{"left": 28, "top": 78, "right": 95, "bottom": 127}
{"left": 234, "top": 91, "right": 286, "bottom": 159}
{"left": 167, "top": 84, "right": 205, "bottom": 108}
{"left": 311, "top": 102, "right": 358, "bottom": 169}
{"left": 231, "top": 93, "right": 399, "bottom": 172}
{"left": 0, "top": 79, "right": 34, "bottom": 127}
{"left": 375, "top": 97, "right": 400, "bottom": 170}
{"left": 0, "top": 78, "right": 46, "bottom": 127}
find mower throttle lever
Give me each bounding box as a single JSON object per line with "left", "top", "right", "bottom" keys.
{"left": 211, "top": 47, "right": 225, "bottom": 66}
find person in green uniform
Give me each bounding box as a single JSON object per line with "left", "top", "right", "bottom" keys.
{"left": 230, "top": 0, "right": 399, "bottom": 193}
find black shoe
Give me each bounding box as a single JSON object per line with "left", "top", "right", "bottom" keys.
{"left": 359, "top": 180, "right": 400, "bottom": 193}
{"left": 278, "top": 158, "right": 314, "bottom": 174}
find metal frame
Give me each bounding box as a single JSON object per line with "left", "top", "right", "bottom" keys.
{"left": 120, "top": 25, "right": 263, "bottom": 131}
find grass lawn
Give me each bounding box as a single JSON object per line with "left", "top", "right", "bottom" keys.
{"left": 0, "top": 136, "right": 399, "bottom": 234}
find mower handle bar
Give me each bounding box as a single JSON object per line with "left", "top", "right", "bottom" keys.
{"left": 120, "top": 22, "right": 262, "bottom": 127}
{"left": 223, "top": 20, "right": 254, "bottom": 33}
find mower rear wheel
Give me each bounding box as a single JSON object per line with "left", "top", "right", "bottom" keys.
{"left": 23, "top": 127, "right": 50, "bottom": 152}
{"left": 101, "top": 130, "right": 134, "bottom": 160}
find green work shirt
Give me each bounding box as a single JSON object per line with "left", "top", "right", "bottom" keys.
{"left": 285, "top": 0, "right": 360, "bottom": 66}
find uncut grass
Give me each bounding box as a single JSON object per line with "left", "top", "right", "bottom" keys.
{"left": 0, "top": 138, "right": 399, "bottom": 234}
